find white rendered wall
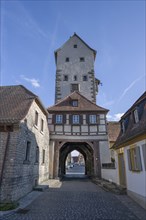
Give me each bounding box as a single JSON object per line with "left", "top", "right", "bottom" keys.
{"left": 124, "top": 139, "right": 146, "bottom": 197}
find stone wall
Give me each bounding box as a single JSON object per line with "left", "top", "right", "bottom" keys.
{"left": 0, "top": 100, "right": 50, "bottom": 202}
{"left": 55, "top": 35, "right": 97, "bottom": 103}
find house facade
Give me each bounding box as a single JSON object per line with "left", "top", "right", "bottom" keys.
{"left": 113, "top": 92, "right": 146, "bottom": 209}
{"left": 0, "top": 85, "right": 50, "bottom": 202}
{"left": 48, "top": 91, "right": 111, "bottom": 178}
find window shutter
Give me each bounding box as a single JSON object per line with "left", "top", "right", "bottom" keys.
{"left": 69, "top": 115, "right": 72, "bottom": 124}
{"left": 80, "top": 115, "right": 83, "bottom": 125}
{"left": 142, "top": 144, "right": 146, "bottom": 170}
{"left": 127, "top": 149, "right": 132, "bottom": 171}
{"left": 86, "top": 115, "right": 89, "bottom": 124}
{"left": 63, "top": 115, "right": 66, "bottom": 124}
{"left": 136, "top": 146, "right": 142, "bottom": 171}
{"left": 52, "top": 114, "right": 56, "bottom": 124}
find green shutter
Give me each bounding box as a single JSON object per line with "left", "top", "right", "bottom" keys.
{"left": 142, "top": 144, "right": 146, "bottom": 170}
{"left": 136, "top": 146, "right": 142, "bottom": 171}
{"left": 127, "top": 149, "right": 132, "bottom": 171}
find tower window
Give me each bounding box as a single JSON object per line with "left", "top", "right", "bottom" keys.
{"left": 71, "top": 84, "right": 79, "bottom": 92}
{"left": 35, "top": 111, "right": 38, "bottom": 126}
{"left": 65, "top": 57, "right": 69, "bottom": 62}
{"left": 80, "top": 57, "right": 85, "bottom": 62}
{"left": 64, "top": 75, "right": 68, "bottom": 81}
{"left": 133, "top": 109, "right": 139, "bottom": 123}
{"left": 83, "top": 75, "right": 88, "bottom": 81}
{"left": 74, "top": 44, "right": 77, "bottom": 48}
{"left": 74, "top": 75, "right": 77, "bottom": 81}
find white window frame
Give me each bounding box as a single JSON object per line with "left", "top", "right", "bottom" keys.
{"left": 72, "top": 115, "right": 79, "bottom": 124}
{"left": 56, "top": 115, "right": 63, "bottom": 124}
{"left": 89, "top": 115, "right": 97, "bottom": 124}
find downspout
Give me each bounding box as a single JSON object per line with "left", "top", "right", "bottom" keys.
{"left": 0, "top": 132, "right": 10, "bottom": 186}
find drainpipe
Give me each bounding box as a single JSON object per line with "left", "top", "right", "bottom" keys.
{"left": 0, "top": 132, "right": 10, "bottom": 186}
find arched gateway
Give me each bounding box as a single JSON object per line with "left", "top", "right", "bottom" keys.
{"left": 59, "top": 142, "right": 94, "bottom": 177}
{"left": 47, "top": 34, "right": 111, "bottom": 179}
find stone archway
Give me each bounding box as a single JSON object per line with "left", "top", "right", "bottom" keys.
{"left": 59, "top": 142, "right": 94, "bottom": 178}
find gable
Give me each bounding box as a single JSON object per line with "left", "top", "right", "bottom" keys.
{"left": 48, "top": 91, "right": 108, "bottom": 113}
{"left": 55, "top": 33, "right": 96, "bottom": 64}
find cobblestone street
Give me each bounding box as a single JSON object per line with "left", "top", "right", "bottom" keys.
{"left": 1, "top": 178, "right": 146, "bottom": 220}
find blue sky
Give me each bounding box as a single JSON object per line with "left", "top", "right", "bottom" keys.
{"left": 1, "top": 0, "right": 146, "bottom": 121}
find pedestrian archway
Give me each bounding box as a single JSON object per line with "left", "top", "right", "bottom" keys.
{"left": 59, "top": 142, "right": 94, "bottom": 178}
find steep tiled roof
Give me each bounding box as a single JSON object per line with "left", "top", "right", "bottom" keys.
{"left": 0, "top": 85, "right": 47, "bottom": 124}
{"left": 107, "top": 121, "right": 120, "bottom": 142}
{"left": 113, "top": 91, "right": 146, "bottom": 148}
{"left": 48, "top": 91, "right": 108, "bottom": 113}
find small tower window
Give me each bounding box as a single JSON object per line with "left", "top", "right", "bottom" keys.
{"left": 65, "top": 57, "right": 69, "bottom": 62}
{"left": 71, "top": 84, "right": 80, "bottom": 92}
{"left": 74, "top": 75, "right": 77, "bottom": 81}
{"left": 133, "top": 109, "right": 139, "bottom": 123}
{"left": 35, "top": 111, "right": 38, "bottom": 126}
{"left": 80, "top": 57, "right": 85, "bottom": 62}
{"left": 64, "top": 75, "right": 68, "bottom": 81}
{"left": 83, "top": 75, "right": 88, "bottom": 81}
{"left": 74, "top": 44, "right": 77, "bottom": 48}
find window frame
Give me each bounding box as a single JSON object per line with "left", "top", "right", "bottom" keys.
{"left": 63, "top": 75, "right": 68, "bottom": 81}
{"left": 133, "top": 108, "right": 139, "bottom": 123}
{"left": 127, "top": 146, "right": 142, "bottom": 172}
{"left": 56, "top": 115, "right": 63, "bottom": 124}
{"left": 74, "top": 44, "right": 77, "bottom": 48}
{"left": 72, "top": 115, "right": 80, "bottom": 124}
{"left": 89, "top": 115, "right": 97, "bottom": 124}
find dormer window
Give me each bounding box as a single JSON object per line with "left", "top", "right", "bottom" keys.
{"left": 72, "top": 100, "right": 78, "bottom": 107}
{"left": 121, "top": 120, "right": 125, "bottom": 133}
{"left": 133, "top": 109, "right": 139, "bottom": 123}
{"left": 74, "top": 44, "right": 77, "bottom": 48}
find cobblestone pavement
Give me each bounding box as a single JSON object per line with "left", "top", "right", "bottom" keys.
{"left": 1, "top": 177, "right": 146, "bottom": 220}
